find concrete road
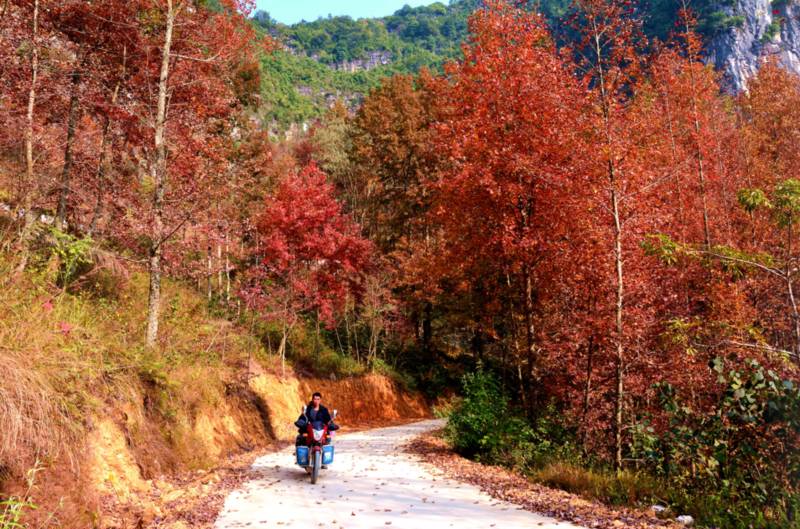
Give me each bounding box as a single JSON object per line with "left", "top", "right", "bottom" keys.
{"left": 214, "top": 419, "right": 586, "bottom": 529}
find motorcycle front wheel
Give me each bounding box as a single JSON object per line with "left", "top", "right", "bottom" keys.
{"left": 311, "top": 450, "right": 321, "bottom": 484}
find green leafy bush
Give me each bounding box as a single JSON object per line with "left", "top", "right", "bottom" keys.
{"left": 444, "top": 368, "right": 521, "bottom": 459}
{"left": 444, "top": 369, "right": 577, "bottom": 471}
{"left": 445, "top": 370, "right": 652, "bottom": 503}
{"left": 50, "top": 228, "right": 93, "bottom": 289}
{"left": 645, "top": 358, "right": 800, "bottom": 528}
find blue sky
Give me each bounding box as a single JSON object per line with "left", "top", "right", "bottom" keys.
{"left": 255, "top": 1, "right": 439, "bottom": 25}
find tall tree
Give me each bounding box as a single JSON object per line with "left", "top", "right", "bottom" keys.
{"left": 139, "top": 0, "right": 260, "bottom": 347}
{"left": 430, "top": 0, "right": 586, "bottom": 409}
{"left": 349, "top": 72, "right": 440, "bottom": 253}
{"left": 348, "top": 71, "right": 442, "bottom": 354}
{"left": 572, "top": 0, "right": 650, "bottom": 469}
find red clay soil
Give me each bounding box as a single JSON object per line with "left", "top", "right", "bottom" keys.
{"left": 404, "top": 431, "right": 682, "bottom": 529}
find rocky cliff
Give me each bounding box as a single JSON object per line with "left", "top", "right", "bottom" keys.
{"left": 707, "top": 0, "right": 800, "bottom": 91}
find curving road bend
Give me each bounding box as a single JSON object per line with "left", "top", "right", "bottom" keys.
{"left": 214, "top": 419, "right": 586, "bottom": 529}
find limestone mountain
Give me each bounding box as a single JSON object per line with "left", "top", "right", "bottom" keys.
{"left": 254, "top": 0, "right": 800, "bottom": 128}
{"left": 707, "top": 0, "right": 800, "bottom": 91}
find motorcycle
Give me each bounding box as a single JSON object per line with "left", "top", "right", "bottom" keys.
{"left": 294, "top": 406, "right": 338, "bottom": 484}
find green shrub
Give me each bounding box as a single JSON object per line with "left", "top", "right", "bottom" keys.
{"left": 644, "top": 358, "right": 800, "bottom": 528}
{"left": 444, "top": 368, "right": 515, "bottom": 458}
{"left": 317, "top": 350, "right": 365, "bottom": 377}
{"left": 50, "top": 228, "right": 93, "bottom": 289}
{"left": 445, "top": 370, "right": 580, "bottom": 471}
{"left": 372, "top": 358, "right": 415, "bottom": 390}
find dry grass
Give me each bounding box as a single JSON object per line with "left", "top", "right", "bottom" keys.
{"left": 0, "top": 269, "right": 86, "bottom": 476}
{"left": 0, "top": 357, "right": 77, "bottom": 474}
{"left": 0, "top": 252, "right": 272, "bottom": 525}
{"left": 0, "top": 253, "right": 264, "bottom": 478}
{"left": 533, "top": 461, "right": 659, "bottom": 506}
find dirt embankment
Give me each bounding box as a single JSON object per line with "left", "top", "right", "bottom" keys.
{"left": 250, "top": 372, "right": 429, "bottom": 441}
{"left": 10, "top": 371, "right": 428, "bottom": 529}
{"left": 0, "top": 268, "right": 429, "bottom": 528}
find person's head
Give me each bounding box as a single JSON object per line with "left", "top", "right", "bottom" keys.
{"left": 311, "top": 392, "right": 322, "bottom": 407}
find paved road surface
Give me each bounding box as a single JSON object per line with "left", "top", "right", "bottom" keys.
{"left": 214, "top": 419, "right": 586, "bottom": 529}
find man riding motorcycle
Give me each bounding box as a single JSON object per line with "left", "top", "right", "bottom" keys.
{"left": 295, "top": 391, "right": 339, "bottom": 466}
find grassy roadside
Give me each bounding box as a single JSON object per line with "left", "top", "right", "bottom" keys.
{"left": 0, "top": 249, "right": 274, "bottom": 526}
{"left": 436, "top": 369, "right": 799, "bottom": 529}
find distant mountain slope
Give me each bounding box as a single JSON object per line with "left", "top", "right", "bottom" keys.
{"left": 252, "top": 1, "right": 477, "bottom": 129}
{"left": 255, "top": 1, "right": 476, "bottom": 64}
{"left": 253, "top": 0, "right": 800, "bottom": 128}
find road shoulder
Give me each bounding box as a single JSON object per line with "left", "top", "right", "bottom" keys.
{"left": 404, "top": 430, "right": 681, "bottom": 529}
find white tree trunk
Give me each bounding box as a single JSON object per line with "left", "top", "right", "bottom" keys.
{"left": 145, "top": 0, "right": 176, "bottom": 348}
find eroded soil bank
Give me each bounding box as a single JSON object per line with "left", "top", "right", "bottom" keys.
{"left": 5, "top": 371, "right": 428, "bottom": 529}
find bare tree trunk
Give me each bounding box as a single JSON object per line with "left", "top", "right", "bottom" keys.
{"left": 589, "top": 21, "right": 627, "bottom": 471}
{"left": 612, "top": 180, "right": 625, "bottom": 471}
{"left": 217, "top": 243, "right": 223, "bottom": 293}
{"left": 334, "top": 321, "right": 345, "bottom": 355}
{"left": 278, "top": 320, "right": 288, "bottom": 378}
{"left": 581, "top": 336, "right": 595, "bottom": 449}
{"left": 369, "top": 314, "right": 379, "bottom": 365}
{"left": 345, "top": 311, "right": 353, "bottom": 359}
{"left": 88, "top": 121, "right": 111, "bottom": 236}
{"left": 789, "top": 278, "right": 800, "bottom": 363}
{"left": 681, "top": 1, "right": 712, "bottom": 248}
{"left": 522, "top": 265, "right": 536, "bottom": 413}
{"left": 690, "top": 90, "right": 711, "bottom": 248}
{"left": 352, "top": 304, "right": 361, "bottom": 362}
{"left": 145, "top": 0, "right": 176, "bottom": 348}
{"left": 23, "top": 0, "right": 39, "bottom": 211}
{"left": 225, "top": 235, "right": 231, "bottom": 302}
{"left": 517, "top": 362, "right": 527, "bottom": 411}
{"left": 146, "top": 244, "right": 163, "bottom": 347}
{"left": 16, "top": 0, "right": 40, "bottom": 274}
{"left": 56, "top": 68, "right": 81, "bottom": 230}
{"left": 786, "top": 221, "right": 800, "bottom": 363}
{"left": 315, "top": 309, "right": 321, "bottom": 358}
{"left": 344, "top": 293, "right": 355, "bottom": 361}
{"left": 505, "top": 272, "right": 527, "bottom": 410}
{"left": 206, "top": 244, "right": 213, "bottom": 301}
{"left": 89, "top": 48, "right": 125, "bottom": 237}
{"left": 422, "top": 301, "right": 433, "bottom": 355}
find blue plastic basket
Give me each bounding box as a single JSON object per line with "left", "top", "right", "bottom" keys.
{"left": 296, "top": 445, "right": 309, "bottom": 466}
{"left": 322, "top": 444, "right": 334, "bottom": 465}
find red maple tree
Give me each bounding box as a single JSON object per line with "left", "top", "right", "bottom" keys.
{"left": 243, "top": 164, "right": 374, "bottom": 373}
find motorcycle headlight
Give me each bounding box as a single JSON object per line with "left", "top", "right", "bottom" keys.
{"left": 313, "top": 429, "right": 324, "bottom": 441}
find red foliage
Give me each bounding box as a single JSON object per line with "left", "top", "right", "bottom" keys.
{"left": 244, "top": 164, "right": 374, "bottom": 327}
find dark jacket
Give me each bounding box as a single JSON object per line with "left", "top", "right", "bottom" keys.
{"left": 295, "top": 404, "right": 333, "bottom": 432}
{"left": 305, "top": 403, "right": 332, "bottom": 425}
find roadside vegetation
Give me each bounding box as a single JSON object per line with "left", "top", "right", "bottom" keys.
{"left": 445, "top": 367, "right": 799, "bottom": 528}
